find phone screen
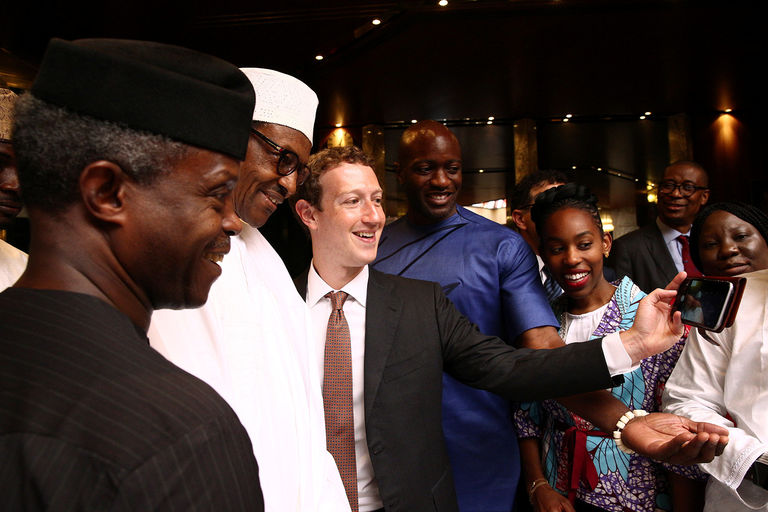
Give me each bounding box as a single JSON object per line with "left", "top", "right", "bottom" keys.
{"left": 677, "top": 278, "right": 734, "bottom": 330}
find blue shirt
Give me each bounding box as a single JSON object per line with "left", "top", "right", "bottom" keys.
{"left": 374, "top": 206, "right": 558, "bottom": 512}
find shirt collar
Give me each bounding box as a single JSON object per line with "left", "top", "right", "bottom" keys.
{"left": 306, "top": 261, "right": 369, "bottom": 308}
{"left": 657, "top": 217, "right": 690, "bottom": 243}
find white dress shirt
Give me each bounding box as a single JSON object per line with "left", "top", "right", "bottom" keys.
{"left": 306, "top": 264, "right": 383, "bottom": 512}
{"left": 0, "top": 238, "right": 27, "bottom": 291}
{"left": 663, "top": 268, "right": 768, "bottom": 511}
{"left": 657, "top": 217, "right": 690, "bottom": 273}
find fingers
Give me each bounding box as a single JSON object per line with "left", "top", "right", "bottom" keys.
{"left": 665, "top": 271, "right": 688, "bottom": 291}
{"left": 669, "top": 431, "right": 728, "bottom": 464}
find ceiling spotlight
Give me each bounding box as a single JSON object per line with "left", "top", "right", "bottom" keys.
{"left": 562, "top": 118, "right": 569, "bottom": 123}
{"left": 725, "top": 108, "right": 733, "bottom": 113}
{"left": 487, "top": 120, "right": 493, "bottom": 125}
{"left": 335, "top": 123, "right": 342, "bottom": 128}
{"left": 478, "top": 169, "right": 484, "bottom": 173}
{"left": 488, "top": 116, "right": 495, "bottom": 121}
{"left": 438, "top": 0, "right": 448, "bottom": 5}
{"left": 644, "top": 111, "right": 652, "bottom": 116}
{"left": 565, "top": 113, "right": 573, "bottom": 118}
{"left": 411, "top": 119, "right": 418, "bottom": 124}
{"left": 639, "top": 115, "right": 646, "bottom": 120}
{"left": 572, "top": 165, "right": 577, "bottom": 170}
{"left": 315, "top": 55, "right": 324, "bottom": 61}
{"left": 372, "top": 18, "right": 381, "bottom": 25}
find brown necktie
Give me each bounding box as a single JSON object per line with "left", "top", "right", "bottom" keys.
{"left": 677, "top": 235, "right": 702, "bottom": 277}
{"left": 323, "top": 291, "right": 358, "bottom": 511}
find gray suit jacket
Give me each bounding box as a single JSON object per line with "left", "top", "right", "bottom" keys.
{"left": 296, "top": 268, "right": 620, "bottom": 511}
{"left": 609, "top": 222, "right": 678, "bottom": 294}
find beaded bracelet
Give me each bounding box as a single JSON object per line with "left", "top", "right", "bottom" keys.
{"left": 528, "top": 478, "right": 550, "bottom": 503}
{"left": 612, "top": 409, "right": 648, "bottom": 454}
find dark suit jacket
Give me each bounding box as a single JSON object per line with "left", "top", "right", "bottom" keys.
{"left": 296, "top": 268, "right": 619, "bottom": 512}
{"left": 608, "top": 222, "right": 678, "bottom": 294}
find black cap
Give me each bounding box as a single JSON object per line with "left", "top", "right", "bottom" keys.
{"left": 31, "top": 38, "right": 255, "bottom": 160}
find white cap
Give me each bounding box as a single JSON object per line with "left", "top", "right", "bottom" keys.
{"left": 240, "top": 68, "right": 318, "bottom": 145}
{"left": 0, "top": 89, "right": 19, "bottom": 142}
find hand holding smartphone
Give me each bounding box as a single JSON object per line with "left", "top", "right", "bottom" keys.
{"left": 674, "top": 276, "right": 746, "bottom": 332}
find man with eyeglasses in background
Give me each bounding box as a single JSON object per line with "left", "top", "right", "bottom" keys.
{"left": 149, "top": 68, "right": 350, "bottom": 512}
{"left": 609, "top": 160, "right": 710, "bottom": 293}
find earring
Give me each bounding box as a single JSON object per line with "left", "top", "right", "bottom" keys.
{"left": 603, "top": 251, "right": 610, "bottom": 258}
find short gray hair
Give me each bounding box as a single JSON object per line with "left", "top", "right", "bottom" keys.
{"left": 13, "top": 94, "right": 191, "bottom": 212}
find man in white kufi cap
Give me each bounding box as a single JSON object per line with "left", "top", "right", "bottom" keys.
{"left": 149, "top": 69, "right": 350, "bottom": 512}
{"left": 0, "top": 88, "right": 27, "bottom": 291}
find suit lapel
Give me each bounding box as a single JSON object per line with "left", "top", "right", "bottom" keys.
{"left": 363, "top": 269, "right": 402, "bottom": 419}
{"left": 644, "top": 224, "right": 678, "bottom": 283}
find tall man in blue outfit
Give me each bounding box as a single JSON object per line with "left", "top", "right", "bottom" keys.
{"left": 374, "top": 121, "right": 561, "bottom": 511}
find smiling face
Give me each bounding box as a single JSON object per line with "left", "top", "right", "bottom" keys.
{"left": 233, "top": 123, "right": 311, "bottom": 228}
{"left": 397, "top": 122, "right": 462, "bottom": 225}
{"left": 0, "top": 141, "right": 22, "bottom": 227}
{"left": 298, "top": 162, "right": 384, "bottom": 288}
{"left": 657, "top": 162, "right": 709, "bottom": 231}
{"left": 540, "top": 207, "right": 614, "bottom": 313}
{"left": 123, "top": 147, "right": 242, "bottom": 309}
{"left": 697, "top": 210, "right": 768, "bottom": 276}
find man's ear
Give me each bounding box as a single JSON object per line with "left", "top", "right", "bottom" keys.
{"left": 79, "top": 160, "right": 130, "bottom": 225}
{"left": 294, "top": 199, "right": 318, "bottom": 231}
{"left": 510, "top": 209, "right": 527, "bottom": 232}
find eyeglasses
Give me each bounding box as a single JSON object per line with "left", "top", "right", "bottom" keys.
{"left": 658, "top": 180, "right": 708, "bottom": 197}
{"left": 250, "top": 129, "right": 309, "bottom": 186}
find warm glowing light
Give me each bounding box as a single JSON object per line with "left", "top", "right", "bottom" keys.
{"left": 565, "top": 114, "right": 573, "bottom": 118}
{"left": 572, "top": 165, "right": 577, "bottom": 170}
{"left": 600, "top": 213, "right": 615, "bottom": 232}
{"left": 639, "top": 115, "right": 646, "bottom": 120}
{"left": 438, "top": 0, "right": 448, "bottom": 6}
{"left": 335, "top": 122, "right": 342, "bottom": 128}
{"left": 411, "top": 119, "right": 418, "bottom": 124}
{"left": 724, "top": 108, "right": 733, "bottom": 113}
{"left": 487, "top": 120, "right": 493, "bottom": 125}
{"left": 562, "top": 118, "right": 569, "bottom": 123}
{"left": 647, "top": 192, "right": 658, "bottom": 204}
{"left": 315, "top": 55, "right": 324, "bottom": 61}
{"left": 488, "top": 116, "right": 495, "bottom": 120}
{"left": 644, "top": 111, "right": 652, "bottom": 116}
{"left": 597, "top": 167, "right": 602, "bottom": 171}
{"left": 372, "top": 18, "right": 381, "bottom": 25}
{"left": 478, "top": 169, "right": 484, "bottom": 173}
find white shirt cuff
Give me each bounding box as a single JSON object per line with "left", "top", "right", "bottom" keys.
{"left": 601, "top": 331, "right": 638, "bottom": 376}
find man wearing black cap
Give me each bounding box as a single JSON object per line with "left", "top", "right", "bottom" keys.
{"left": 0, "top": 39, "right": 264, "bottom": 510}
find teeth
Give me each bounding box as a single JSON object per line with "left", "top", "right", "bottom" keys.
{"left": 355, "top": 232, "right": 374, "bottom": 239}
{"left": 565, "top": 272, "right": 589, "bottom": 281}
{"left": 206, "top": 253, "right": 224, "bottom": 263}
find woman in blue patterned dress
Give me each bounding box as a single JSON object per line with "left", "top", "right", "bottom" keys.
{"left": 514, "top": 184, "right": 701, "bottom": 512}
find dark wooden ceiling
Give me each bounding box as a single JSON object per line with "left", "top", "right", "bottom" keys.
{"left": 2, "top": 0, "right": 761, "bottom": 129}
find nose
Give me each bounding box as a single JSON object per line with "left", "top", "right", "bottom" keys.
{"left": 222, "top": 196, "right": 243, "bottom": 236}
{"left": 0, "top": 168, "right": 20, "bottom": 194}
{"left": 362, "top": 200, "right": 384, "bottom": 225}
{"left": 430, "top": 168, "right": 451, "bottom": 188}
{"left": 277, "top": 172, "right": 298, "bottom": 198}
{"left": 563, "top": 246, "right": 581, "bottom": 266}
{"left": 718, "top": 239, "right": 739, "bottom": 259}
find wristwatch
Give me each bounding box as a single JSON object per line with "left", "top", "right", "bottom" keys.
{"left": 745, "top": 453, "right": 768, "bottom": 490}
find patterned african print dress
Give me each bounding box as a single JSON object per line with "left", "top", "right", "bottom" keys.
{"left": 514, "top": 277, "right": 698, "bottom": 512}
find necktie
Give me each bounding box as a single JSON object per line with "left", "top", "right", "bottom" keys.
{"left": 542, "top": 266, "right": 563, "bottom": 302}
{"left": 324, "top": 291, "right": 358, "bottom": 511}
{"left": 677, "top": 235, "right": 702, "bottom": 277}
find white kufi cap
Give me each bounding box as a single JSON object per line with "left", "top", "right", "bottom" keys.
{"left": 240, "top": 68, "right": 319, "bottom": 144}
{"left": 0, "top": 89, "right": 19, "bottom": 142}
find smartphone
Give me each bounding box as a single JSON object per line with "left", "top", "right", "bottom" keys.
{"left": 674, "top": 276, "right": 746, "bottom": 332}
